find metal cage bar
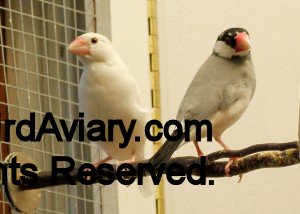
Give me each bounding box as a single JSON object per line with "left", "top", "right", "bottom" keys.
{"left": 0, "top": 0, "right": 104, "bottom": 213}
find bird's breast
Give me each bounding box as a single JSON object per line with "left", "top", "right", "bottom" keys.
{"left": 78, "top": 69, "right": 147, "bottom": 161}
{"left": 79, "top": 68, "right": 147, "bottom": 120}
{"left": 212, "top": 83, "right": 252, "bottom": 137}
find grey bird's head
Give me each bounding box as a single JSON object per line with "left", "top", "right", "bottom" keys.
{"left": 213, "top": 28, "right": 251, "bottom": 60}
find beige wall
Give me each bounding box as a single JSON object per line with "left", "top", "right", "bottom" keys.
{"left": 108, "top": 1, "right": 156, "bottom": 214}
{"left": 157, "top": 0, "right": 300, "bottom": 213}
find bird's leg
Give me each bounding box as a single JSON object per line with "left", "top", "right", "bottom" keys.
{"left": 214, "top": 137, "right": 229, "bottom": 150}
{"left": 193, "top": 140, "right": 204, "bottom": 157}
{"left": 84, "top": 156, "right": 113, "bottom": 181}
{"left": 92, "top": 156, "right": 113, "bottom": 168}
{"left": 214, "top": 137, "right": 242, "bottom": 182}
{"left": 116, "top": 151, "right": 136, "bottom": 167}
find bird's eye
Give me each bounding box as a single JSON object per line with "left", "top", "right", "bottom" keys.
{"left": 91, "top": 38, "right": 97, "bottom": 44}
{"left": 225, "top": 37, "right": 231, "bottom": 46}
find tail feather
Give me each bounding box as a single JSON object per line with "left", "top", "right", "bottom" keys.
{"left": 138, "top": 176, "right": 154, "bottom": 197}
{"left": 149, "top": 130, "right": 185, "bottom": 168}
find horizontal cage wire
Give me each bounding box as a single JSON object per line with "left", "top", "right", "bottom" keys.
{"left": 0, "top": 0, "right": 105, "bottom": 213}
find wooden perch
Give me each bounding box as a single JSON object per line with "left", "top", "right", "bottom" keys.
{"left": 206, "top": 141, "right": 298, "bottom": 162}
{"left": 176, "top": 148, "right": 299, "bottom": 178}
{"left": 19, "top": 141, "right": 300, "bottom": 190}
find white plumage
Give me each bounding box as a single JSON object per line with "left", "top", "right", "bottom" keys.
{"left": 68, "top": 33, "right": 152, "bottom": 196}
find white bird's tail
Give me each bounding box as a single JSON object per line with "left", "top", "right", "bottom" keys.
{"left": 138, "top": 175, "right": 154, "bottom": 197}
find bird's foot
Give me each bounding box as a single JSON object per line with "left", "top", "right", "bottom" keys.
{"left": 225, "top": 157, "right": 243, "bottom": 182}
{"left": 225, "top": 157, "right": 237, "bottom": 176}
{"left": 237, "top": 174, "right": 243, "bottom": 183}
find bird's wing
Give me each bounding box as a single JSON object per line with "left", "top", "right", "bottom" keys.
{"left": 149, "top": 55, "right": 226, "bottom": 167}
{"left": 148, "top": 82, "right": 223, "bottom": 168}
{"left": 176, "top": 57, "right": 228, "bottom": 122}
{"left": 176, "top": 70, "right": 223, "bottom": 123}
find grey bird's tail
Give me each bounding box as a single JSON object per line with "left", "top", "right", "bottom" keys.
{"left": 148, "top": 130, "right": 185, "bottom": 168}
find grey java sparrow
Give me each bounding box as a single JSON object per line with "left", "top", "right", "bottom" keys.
{"left": 149, "top": 28, "right": 256, "bottom": 177}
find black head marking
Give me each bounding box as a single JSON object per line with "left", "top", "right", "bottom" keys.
{"left": 217, "top": 28, "right": 249, "bottom": 49}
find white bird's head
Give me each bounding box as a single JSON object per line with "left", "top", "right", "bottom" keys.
{"left": 213, "top": 28, "right": 251, "bottom": 59}
{"left": 68, "top": 33, "right": 121, "bottom": 64}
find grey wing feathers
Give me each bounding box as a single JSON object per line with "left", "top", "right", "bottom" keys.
{"left": 176, "top": 76, "right": 223, "bottom": 123}
{"left": 149, "top": 54, "right": 255, "bottom": 168}
{"left": 149, "top": 73, "right": 223, "bottom": 168}
{"left": 149, "top": 56, "right": 225, "bottom": 168}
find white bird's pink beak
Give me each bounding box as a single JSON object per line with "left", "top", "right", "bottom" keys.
{"left": 235, "top": 33, "right": 251, "bottom": 53}
{"left": 68, "top": 37, "right": 90, "bottom": 55}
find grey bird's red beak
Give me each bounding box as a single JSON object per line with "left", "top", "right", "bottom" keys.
{"left": 235, "top": 33, "right": 251, "bottom": 53}
{"left": 68, "top": 37, "right": 90, "bottom": 55}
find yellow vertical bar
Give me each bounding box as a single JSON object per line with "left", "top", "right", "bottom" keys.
{"left": 147, "top": 1, "right": 165, "bottom": 214}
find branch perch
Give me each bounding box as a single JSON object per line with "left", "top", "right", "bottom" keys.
{"left": 19, "top": 141, "right": 300, "bottom": 190}
{"left": 206, "top": 141, "right": 298, "bottom": 162}
{"left": 195, "top": 148, "right": 298, "bottom": 177}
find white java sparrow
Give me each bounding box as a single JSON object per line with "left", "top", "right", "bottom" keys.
{"left": 149, "top": 28, "right": 256, "bottom": 176}
{"left": 68, "top": 33, "right": 152, "bottom": 196}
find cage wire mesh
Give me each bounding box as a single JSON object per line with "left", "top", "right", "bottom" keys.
{"left": 0, "top": 0, "right": 106, "bottom": 213}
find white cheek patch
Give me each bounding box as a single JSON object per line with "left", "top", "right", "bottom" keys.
{"left": 213, "top": 41, "right": 250, "bottom": 59}
{"left": 213, "top": 41, "right": 235, "bottom": 59}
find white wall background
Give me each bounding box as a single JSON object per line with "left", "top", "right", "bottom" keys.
{"left": 105, "top": 1, "right": 156, "bottom": 214}
{"left": 157, "top": 0, "right": 300, "bottom": 214}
